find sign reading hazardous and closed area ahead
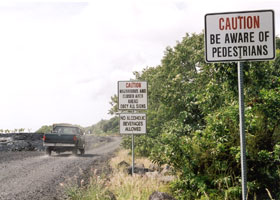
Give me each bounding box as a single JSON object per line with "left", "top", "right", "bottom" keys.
{"left": 119, "top": 113, "right": 146, "bottom": 134}
{"left": 205, "top": 10, "right": 275, "bottom": 62}
{"left": 118, "top": 81, "right": 147, "bottom": 110}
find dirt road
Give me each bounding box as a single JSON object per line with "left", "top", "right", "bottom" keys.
{"left": 0, "top": 136, "right": 121, "bottom": 200}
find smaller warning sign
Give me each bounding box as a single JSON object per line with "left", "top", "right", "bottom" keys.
{"left": 119, "top": 113, "right": 146, "bottom": 134}
{"left": 118, "top": 81, "right": 147, "bottom": 110}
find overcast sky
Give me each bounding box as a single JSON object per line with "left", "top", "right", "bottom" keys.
{"left": 0, "top": 0, "right": 279, "bottom": 131}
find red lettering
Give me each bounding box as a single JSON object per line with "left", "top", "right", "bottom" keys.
{"left": 126, "top": 82, "right": 142, "bottom": 88}
{"left": 225, "top": 18, "right": 231, "bottom": 30}
{"left": 253, "top": 16, "right": 260, "bottom": 28}
{"left": 219, "top": 15, "right": 260, "bottom": 31}
{"left": 247, "top": 16, "right": 252, "bottom": 29}
{"left": 219, "top": 18, "right": 224, "bottom": 30}
{"left": 231, "top": 17, "right": 237, "bottom": 30}
{"left": 238, "top": 16, "right": 244, "bottom": 29}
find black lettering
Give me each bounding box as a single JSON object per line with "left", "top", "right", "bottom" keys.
{"left": 264, "top": 31, "right": 269, "bottom": 42}
{"left": 210, "top": 34, "right": 215, "bottom": 44}
{"left": 228, "top": 47, "right": 232, "bottom": 57}
{"left": 136, "top": 104, "right": 146, "bottom": 109}
{"left": 225, "top": 32, "right": 255, "bottom": 44}
{"left": 233, "top": 46, "right": 238, "bottom": 57}
{"left": 230, "top": 33, "right": 238, "bottom": 43}
{"left": 243, "top": 46, "right": 248, "bottom": 56}
{"left": 259, "top": 32, "right": 264, "bottom": 42}
{"left": 243, "top": 32, "right": 248, "bottom": 42}
{"left": 250, "top": 32, "right": 255, "bottom": 42}
{"left": 140, "top": 89, "right": 146, "bottom": 93}
{"left": 238, "top": 46, "right": 243, "bottom": 57}
{"left": 217, "top": 47, "right": 222, "bottom": 57}
{"left": 128, "top": 99, "right": 138, "bottom": 103}
{"left": 212, "top": 47, "right": 217, "bottom": 57}
{"left": 225, "top": 34, "right": 230, "bottom": 43}
{"left": 135, "top": 94, "right": 143, "bottom": 98}
{"left": 238, "top": 33, "right": 243, "bottom": 43}
{"left": 256, "top": 45, "right": 262, "bottom": 55}
{"left": 222, "top": 47, "right": 227, "bottom": 57}
{"left": 216, "top": 34, "right": 221, "bottom": 44}
{"left": 263, "top": 45, "right": 268, "bottom": 55}
{"left": 210, "top": 34, "right": 220, "bottom": 44}
{"left": 251, "top": 46, "right": 256, "bottom": 56}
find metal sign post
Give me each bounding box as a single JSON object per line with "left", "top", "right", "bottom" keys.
{"left": 132, "top": 133, "right": 135, "bottom": 175}
{"left": 238, "top": 61, "right": 247, "bottom": 199}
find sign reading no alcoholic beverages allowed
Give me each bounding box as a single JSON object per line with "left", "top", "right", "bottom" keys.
{"left": 119, "top": 113, "right": 146, "bottom": 134}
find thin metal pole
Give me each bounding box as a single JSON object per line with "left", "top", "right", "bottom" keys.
{"left": 238, "top": 61, "right": 248, "bottom": 200}
{"left": 132, "top": 134, "right": 135, "bottom": 175}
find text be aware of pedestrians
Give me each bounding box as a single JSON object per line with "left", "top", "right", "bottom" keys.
{"left": 205, "top": 10, "right": 275, "bottom": 62}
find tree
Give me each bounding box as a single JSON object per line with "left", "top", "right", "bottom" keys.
{"left": 36, "top": 125, "right": 52, "bottom": 133}
{"left": 276, "top": 36, "right": 280, "bottom": 49}
{"left": 19, "top": 128, "right": 25, "bottom": 133}
{"left": 85, "top": 117, "right": 119, "bottom": 135}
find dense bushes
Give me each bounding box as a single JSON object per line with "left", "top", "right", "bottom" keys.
{"left": 85, "top": 116, "right": 119, "bottom": 135}
{"left": 114, "top": 33, "right": 280, "bottom": 199}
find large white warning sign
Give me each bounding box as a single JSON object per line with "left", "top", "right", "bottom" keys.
{"left": 119, "top": 113, "right": 146, "bottom": 134}
{"left": 205, "top": 10, "right": 275, "bottom": 62}
{"left": 118, "top": 81, "right": 147, "bottom": 110}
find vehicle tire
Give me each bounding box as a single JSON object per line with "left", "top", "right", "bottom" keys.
{"left": 46, "top": 147, "right": 52, "bottom": 156}
{"left": 72, "top": 148, "right": 78, "bottom": 155}
{"left": 80, "top": 149, "right": 85, "bottom": 155}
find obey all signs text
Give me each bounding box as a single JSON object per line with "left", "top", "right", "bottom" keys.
{"left": 205, "top": 10, "right": 275, "bottom": 62}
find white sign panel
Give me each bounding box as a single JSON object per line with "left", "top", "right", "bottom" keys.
{"left": 118, "top": 81, "right": 147, "bottom": 110}
{"left": 205, "top": 10, "right": 275, "bottom": 62}
{"left": 119, "top": 113, "right": 146, "bottom": 134}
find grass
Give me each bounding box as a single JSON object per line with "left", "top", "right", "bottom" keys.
{"left": 66, "top": 149, "right": 170, "bottom": 200}
{"left": 108, "top": 171, "right": 169, "bottom": 200}
{"left": 66, "top": 176, "right": 114, "bottom": 200}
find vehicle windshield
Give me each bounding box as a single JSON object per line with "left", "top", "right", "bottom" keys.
{"left": 53, "top": 127, "right": 79, "bottom": 134}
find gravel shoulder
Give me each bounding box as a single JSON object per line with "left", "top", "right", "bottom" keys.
{"left": 0, "top": 135, "right": 121, "bottom": 200}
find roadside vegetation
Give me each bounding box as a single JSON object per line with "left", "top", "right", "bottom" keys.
{"left": 84, "top": 116, "right": 119, "bottom": 135}
{"left": 36, "top": 125, "right": 52, "bottom": 133}
{"left": 109, "top": 33, "right": 280, "bottom": 199}
{"left": 35, "top": 117, "right": 119, "bottom": 135}
{"left": 67, "top": 149, "right": 169, "bottom": 200}
{"left": 0, "top": 128, "right": 30, "bottom": 133}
